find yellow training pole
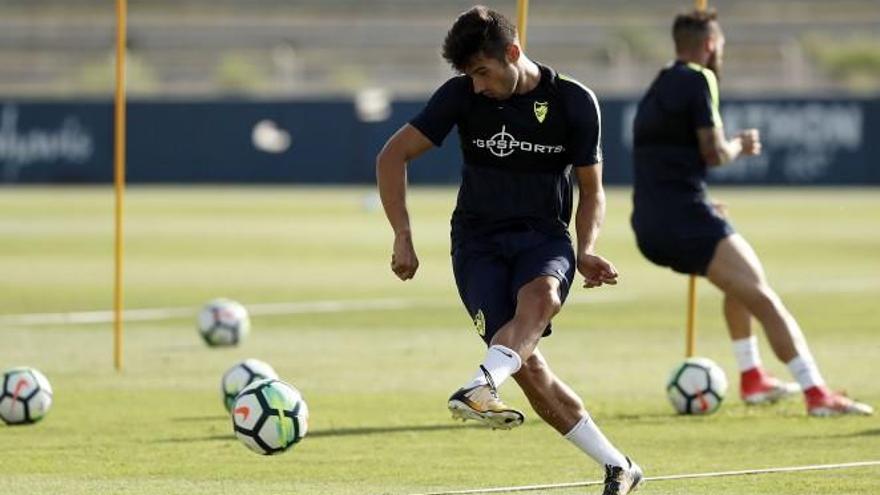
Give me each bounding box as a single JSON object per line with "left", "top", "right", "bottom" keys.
{"left": 516, "top": 0, "right": 529, "bottom": 49}
{"left": 695, "top": 0, "right": 708, "bottom": 11}
{"left": 113, "top": 0, "right": 128, "bottom": 372}
{"left": 686, "top": 275, "right": 697, "bottom": 357}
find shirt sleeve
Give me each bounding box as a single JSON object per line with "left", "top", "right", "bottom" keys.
{"left": 691, "top": 67, "right": 722, "bottom": 128}
{"left": 409, "top": 76, "right": 469, "bottom": 147}
{"left": 559, "top": 75, "right": 602, "bottom": 167}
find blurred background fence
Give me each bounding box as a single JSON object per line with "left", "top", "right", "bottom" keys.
{"left": 1, "top": 0, "right": 878, "bottom": 184}
{"left": 2, "top": 98, "right": 877, "bottom": 184}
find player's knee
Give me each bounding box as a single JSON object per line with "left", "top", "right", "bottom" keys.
{"left": 538, "top": 292, "right": 562, "bottom": 320}
{"left": 518, "top": 280, "right": 562, "bottom": 321}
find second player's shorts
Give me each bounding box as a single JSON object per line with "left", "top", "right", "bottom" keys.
{"left": 451, "top": 228, "right": 576, "bottom": 346}
{"left": 631, "top": 200, "right": 734, "bottom": 275}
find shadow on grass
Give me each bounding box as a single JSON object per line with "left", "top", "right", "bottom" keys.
{"left": 603, "top": 409, "right": 822, "bottom": 423}
{"left": 152, "top": 434, "right": 233, "bottom": 444}
{"left": 790, "top": 427, "right": 880, "bottom": 441}
{"left": 153, "top": 422, "right": 489, "bottom": 444}
{"left": 838, "top": 428, "right": 880, "bottom": 438}
{"left": 603, "top": 412, "right": 676, "bottom": 423}
{"left": 309, "top": 423, "right": 486, "bottom": 438}
{"left": 171, "top": 415, "right": 229, "bottom": 422}
{"left": 155, "top": 424, "right": 880, "bottom": 446}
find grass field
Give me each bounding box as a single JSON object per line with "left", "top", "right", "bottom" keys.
{"left": 0, "top": 186, "right": 878, "bottom": 495}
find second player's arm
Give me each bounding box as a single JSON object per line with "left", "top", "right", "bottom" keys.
{"left": 375, "top": 124, "right": 434, "bottom": 280}
{"left": 574, "top": 164, "right": 618, "bottom": 288}
{"left": 697, "top": 126, "right": 761, "bottom": 167}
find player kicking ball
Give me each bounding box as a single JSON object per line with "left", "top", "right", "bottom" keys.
{"left": 377, "top": 6, "right": 641, "bottom": 494}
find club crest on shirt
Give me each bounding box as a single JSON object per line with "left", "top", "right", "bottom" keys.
{"left": 474, "top": 309, "right": 486, "bottom": 337}
{"left": 533, "top": 101, "right": 548, "bottom": 123}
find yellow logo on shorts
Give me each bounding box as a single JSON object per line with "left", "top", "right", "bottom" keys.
{"left": 473, "top": 309, "right": 486, "bottom": 337}
{"left": 534, "top": 101, "right": 548, "bottom": 123}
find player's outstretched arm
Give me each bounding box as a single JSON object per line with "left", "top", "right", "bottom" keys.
{"left": 574, "top": 164, "right": 618, "bottom": 288}
{"left": 376, "top": 124, "right": 434, "bottom": 281}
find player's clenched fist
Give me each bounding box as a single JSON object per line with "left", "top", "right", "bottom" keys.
{"left": 391, "top": 231, "right": 419, "bottom": 280}
{"left": 739, "top": 128, "right": 761, "bottom": 156}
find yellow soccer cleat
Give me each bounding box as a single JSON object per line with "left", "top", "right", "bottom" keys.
{"left": 447, "top": 366, "right": 524, "bottom": 430}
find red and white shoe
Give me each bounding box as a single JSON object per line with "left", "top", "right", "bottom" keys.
{"left": 805, "top": 386, "right": 874, "bottom": 417}
{"left": 740, "top": 367, "right": 800, "bottom": 405}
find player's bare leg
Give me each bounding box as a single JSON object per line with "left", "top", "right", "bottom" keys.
{"left": 448, "top": 276, "right": 562, "bottom": 429}
{"left": 513, "top": 349, "right": 585, "bottom": 433}
{"left": 708, "top": 236, "right": 798, "bottom": 360}
{"left": 513, "top": 350, "right": 642, "bottom": 495}
{"left": 492, "top": 276, "right": 562, "bottom": 358}
{"left": 724, "top": 294, "right": 799, "bottom": 404}
{"left": 708, "top": 234, "right": 872, "bottom": 416}
{"left": 723, "top": 293, "right": 751, "bottom": 340}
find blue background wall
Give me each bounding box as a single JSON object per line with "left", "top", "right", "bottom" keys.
{"left": 1, "top": 98, "right": 877, "bottom": 185}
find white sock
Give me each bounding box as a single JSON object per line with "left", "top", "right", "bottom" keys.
{"left": 463, "top": 345, "right": 522, "bottom": 390}
{"left": 787, "top": 355, "right": 825, "bottom": 390}
{"left": 732, "top": 336, "right": 762, "bottom": 372}
{"left": 564, "top": 415, "right": 628, "bottom": 468}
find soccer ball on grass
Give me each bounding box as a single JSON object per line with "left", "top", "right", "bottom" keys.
{"left": 666, "top": 357, "right": 728, "bottom": 415}
{"left": 0, "top": 367, "right": 53, "bottom": 425}
{"left": 221, "top": 359, "right": 278, "bottom": 413}
{"left": 232, "top": 378, "right": 309, "bottom": 455}
{"left": 197, "top": 298, "right": 250, "bottom": 346}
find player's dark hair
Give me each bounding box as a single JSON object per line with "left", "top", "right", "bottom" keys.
{"left": 442, "top": 5, "right": 517, "bottom": 72}
{"left": 672, "top": 9, "right": 719, "bottom": 52}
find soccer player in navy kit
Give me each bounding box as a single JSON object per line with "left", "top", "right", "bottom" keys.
{"left": 631, "top": 9, "right": 872, "bottom": 417}
{"left": 376, "top": 6, "right": 642, "bottom": 494}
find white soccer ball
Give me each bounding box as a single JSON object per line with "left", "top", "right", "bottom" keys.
{"left": 197, "top": 298, "right": 250, "bottom": 347}
{"left": 232, "top": 378, "right": 309, "bottom": 455}
{"left": 221, "top": 359, "right": 279, "bottom": 413}
{"left": 0, "top": 367, "right": 53, "bottom": 425}
{"left": 251, "top": 119, "right": 291, "bottom": 153}
{"left": 666, "top": 357, "right": 728, "bottom": 415}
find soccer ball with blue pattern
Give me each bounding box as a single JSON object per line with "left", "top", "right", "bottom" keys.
{"left": 666, "top": 357, "right": 728, "bottom": 415}
{"left": 0, "top": 367, "right": 53, "bottom": 425}
{"left": 197, "top": 298, "right": 250, "bottom": 347}
{"left": 232, "top": 378, "right": 309, "bottom": 455}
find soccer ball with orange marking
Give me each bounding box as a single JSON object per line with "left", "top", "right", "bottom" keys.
{"left": 667, "top": 357, "right": 728, "bottom": 415}
{"left": 197, "top": 298, "right": 250, "bottom": 347}
{"left": 232, "top": 378, "right": 308, "bottom": 455}
{"left": 221, "top": 359, "right": 279, "bottom": 413}
{"left": 0, "top": 367, "right": 53, "bottom": 425}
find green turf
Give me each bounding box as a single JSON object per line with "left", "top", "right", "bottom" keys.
{"left": 0, "top": 186, "right": 878, "bottom": 495}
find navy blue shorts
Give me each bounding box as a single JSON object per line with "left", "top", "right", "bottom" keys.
{"left": 451, "top": 229, "right": 576, "bottom": 345}
{"left": 631, "top": 201, "right": 734, "bottom": 275}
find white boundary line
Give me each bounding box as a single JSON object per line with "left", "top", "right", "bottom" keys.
{"left": 0, "top": 298, "right": 431, "bottom": 326}
{"left": 410, "top": 460, "right": 880, "bottom": 495}
{"left": 0, "top": 292, "right": 634, "bottom": 327}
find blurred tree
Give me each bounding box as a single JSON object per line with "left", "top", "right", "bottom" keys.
{"left": 216, "top": 52, "right": 269, "bottom": 93}
{"left": 805, "top": 35, "right": 880, "bottom": 92}
{"left": 77, "top": 51, "right": 160, "bottom": 95}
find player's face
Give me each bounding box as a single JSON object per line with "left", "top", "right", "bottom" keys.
{"left": 464, "top": 52, "right": 518, "bottom": 100}
{"left": 707, "top": 31, "right": 725, "bottom": 79}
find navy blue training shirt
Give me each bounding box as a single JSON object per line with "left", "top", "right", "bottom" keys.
{"left": 632, "top": 60, "right": 721, "bottom": 204}
{"left": 410, "top": 64, "right": 602, "bottom": 246}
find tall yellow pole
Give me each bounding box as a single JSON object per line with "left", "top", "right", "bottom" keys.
{"left": 113, "top": 0, "right": 127, "bottom": 372}
{"left": 695, "top": 0, "right": 708, "bottom": 11}
{"left": 686, "top": 275, "right": 697, "bottom": 357}
{"left": 516, "top": 0, "right": 529, "bottom": 49}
